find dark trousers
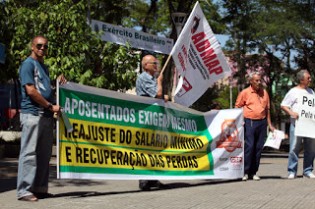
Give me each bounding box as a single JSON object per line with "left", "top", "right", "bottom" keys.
{"left": 244, "top": 118, "right": 267, "bottom": 176}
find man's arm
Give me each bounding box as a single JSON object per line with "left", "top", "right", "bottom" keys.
{"left": 267, "top": 109, "right": 275, "bottom": 132}
{"left": 25, "top": 84, "right": 60, "bottom": 112}
{"left": 266, "top": 91, "right": 275, "bottom": 132}
{"left": 281, "top": 105, "right": 299, "bottom": 119}
{"left": 156, "top": 74, "right": 163, "bottom": 99}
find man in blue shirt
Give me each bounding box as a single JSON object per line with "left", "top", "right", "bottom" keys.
{"left": 136, "top": 54, "right": 168, "bottom": 191}
{"left": 17, "top": 35, "right": 65, "bottom": 202}
{"left": 136, "top": 54, "right": 164, "bottom": 98}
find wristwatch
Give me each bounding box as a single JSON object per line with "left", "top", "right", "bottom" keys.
{"left": 47, "top": 103, "right": 53, "bottom": 110}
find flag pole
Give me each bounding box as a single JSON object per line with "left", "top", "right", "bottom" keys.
{"left": 162, "top": 12, "right": 187, "bottom": 100}
{"left": 160, "top": 54, "right": 172, "bottom": 74}
{"left": 160, "top": 53, "right": 174, "bottom": 101}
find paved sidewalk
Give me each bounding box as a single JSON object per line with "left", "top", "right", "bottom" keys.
{"left": 1, "top": 153, "right": 315, "bottom": 209}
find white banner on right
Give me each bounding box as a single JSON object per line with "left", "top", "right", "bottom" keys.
{"left": 295, "top": 93, "right": 315, "bottom": 138}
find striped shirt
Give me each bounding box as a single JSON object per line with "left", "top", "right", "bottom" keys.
{"left": 136, "top": 71, "right": 157, "bottom": 98}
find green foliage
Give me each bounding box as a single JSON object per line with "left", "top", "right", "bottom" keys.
{"left": 97, "top": 42, "right": 139, "bottom": 90}
{"left": 200, "top": 1, "right": 226, "bottom": 34}
{"left": 0, "top": 0, "right": 139, "bottom": 91}
{"left": 215, "top": 85, "right": 238, "bottom": 109}
{"left": 218, "top": 0, "right": 315, "bottom": 127}
{"left": 191, "top": 83, "right": 238, "bottom": 112}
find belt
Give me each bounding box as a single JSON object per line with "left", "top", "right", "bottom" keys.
{"left": 245, "top": 118, "right": 266, "bottom": 121}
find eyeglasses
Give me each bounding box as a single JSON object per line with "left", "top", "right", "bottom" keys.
{"left": 35, "top": 44, "right": 48, "bottom": 50}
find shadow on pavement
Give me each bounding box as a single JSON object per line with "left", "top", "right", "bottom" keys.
{"left": 0, "top": 177, "right": 17, "bottom": 193}
{"left": 0, "top": 160, "right": 18, "bottom": 193}
{"left": 48, "top": 179, "right": 244, "bottom": 199}
{"left": 0, "top": 160, "right": 107, "bottom": 193}
{"left": 0, "top": 156, "right": 286, "bottom": 196}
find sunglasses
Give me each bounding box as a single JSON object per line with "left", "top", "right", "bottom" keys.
{"left": 147, "top": 62, "right": 158, "bottom": 65}
{"left": 35, "top": 44, "right": 48, "bottom": 50}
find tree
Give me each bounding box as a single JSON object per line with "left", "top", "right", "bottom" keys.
{"left": 217, "top": 0, "right": 315, "bottom": 127}
{"left": 291, "top": 1, "right": 315, "bottom": 82}
{"left": 0, "top": 0, "right": 139, "bottom": 92}
{"left": 221, "top": 1, "right": 264, "bottom": 86}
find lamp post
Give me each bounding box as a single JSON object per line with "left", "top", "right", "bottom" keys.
{"left": 229, "top": 77, "right": 233, "bottom": 109}
{"left": 171, "top": 12, "right": 187, "bottom": 38}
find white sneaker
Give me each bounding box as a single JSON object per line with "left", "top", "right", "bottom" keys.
{"left": 253, "top": 175, "right": 260, "bottom": 181}
{"left": 288, "top": 173, "right": 296, "bottom": 179}
{"left": 242, "top": 174, "right": 248, "bottom": 181}
{"left": 303, "top": 173, "right": 315, "bottom": 179}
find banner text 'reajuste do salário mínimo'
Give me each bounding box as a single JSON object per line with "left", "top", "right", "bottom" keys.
{"left": 57, "top": 82, "right": 244, "bottom": 180}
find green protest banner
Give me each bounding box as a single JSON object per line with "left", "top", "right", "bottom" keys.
{"left": 57, "top": 82, "right": 243, "bottom": 180}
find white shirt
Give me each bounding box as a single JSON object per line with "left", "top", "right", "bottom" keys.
{"left": 281, "top": 87, "right": 314, "bottom": 124}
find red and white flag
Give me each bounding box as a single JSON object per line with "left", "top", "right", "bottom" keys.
{"left": 170, "top": 1, "right": 231, "bottom": 107}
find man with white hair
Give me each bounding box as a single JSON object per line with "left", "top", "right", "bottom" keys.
{"left": 281, "top": 69, "right": 315, "bottom": 179}
{"left": 136, "top": 54, "right": 168, "bottom": 191}
{"left": 235, "top": 71, "right": 275, "bottom": 181}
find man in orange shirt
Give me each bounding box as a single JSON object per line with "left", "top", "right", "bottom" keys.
{"left": 235, "top": 72, "right": 275, "bottom": 181}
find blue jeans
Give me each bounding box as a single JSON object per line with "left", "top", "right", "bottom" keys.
{"left": 288, "top": 123, "right": 315, "bottom": 175}
{"left": 244, "top": 118, "right": 267, "bottom": 176}
{"left": 17, "top": 113, "right": 54, "bottom": 198}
